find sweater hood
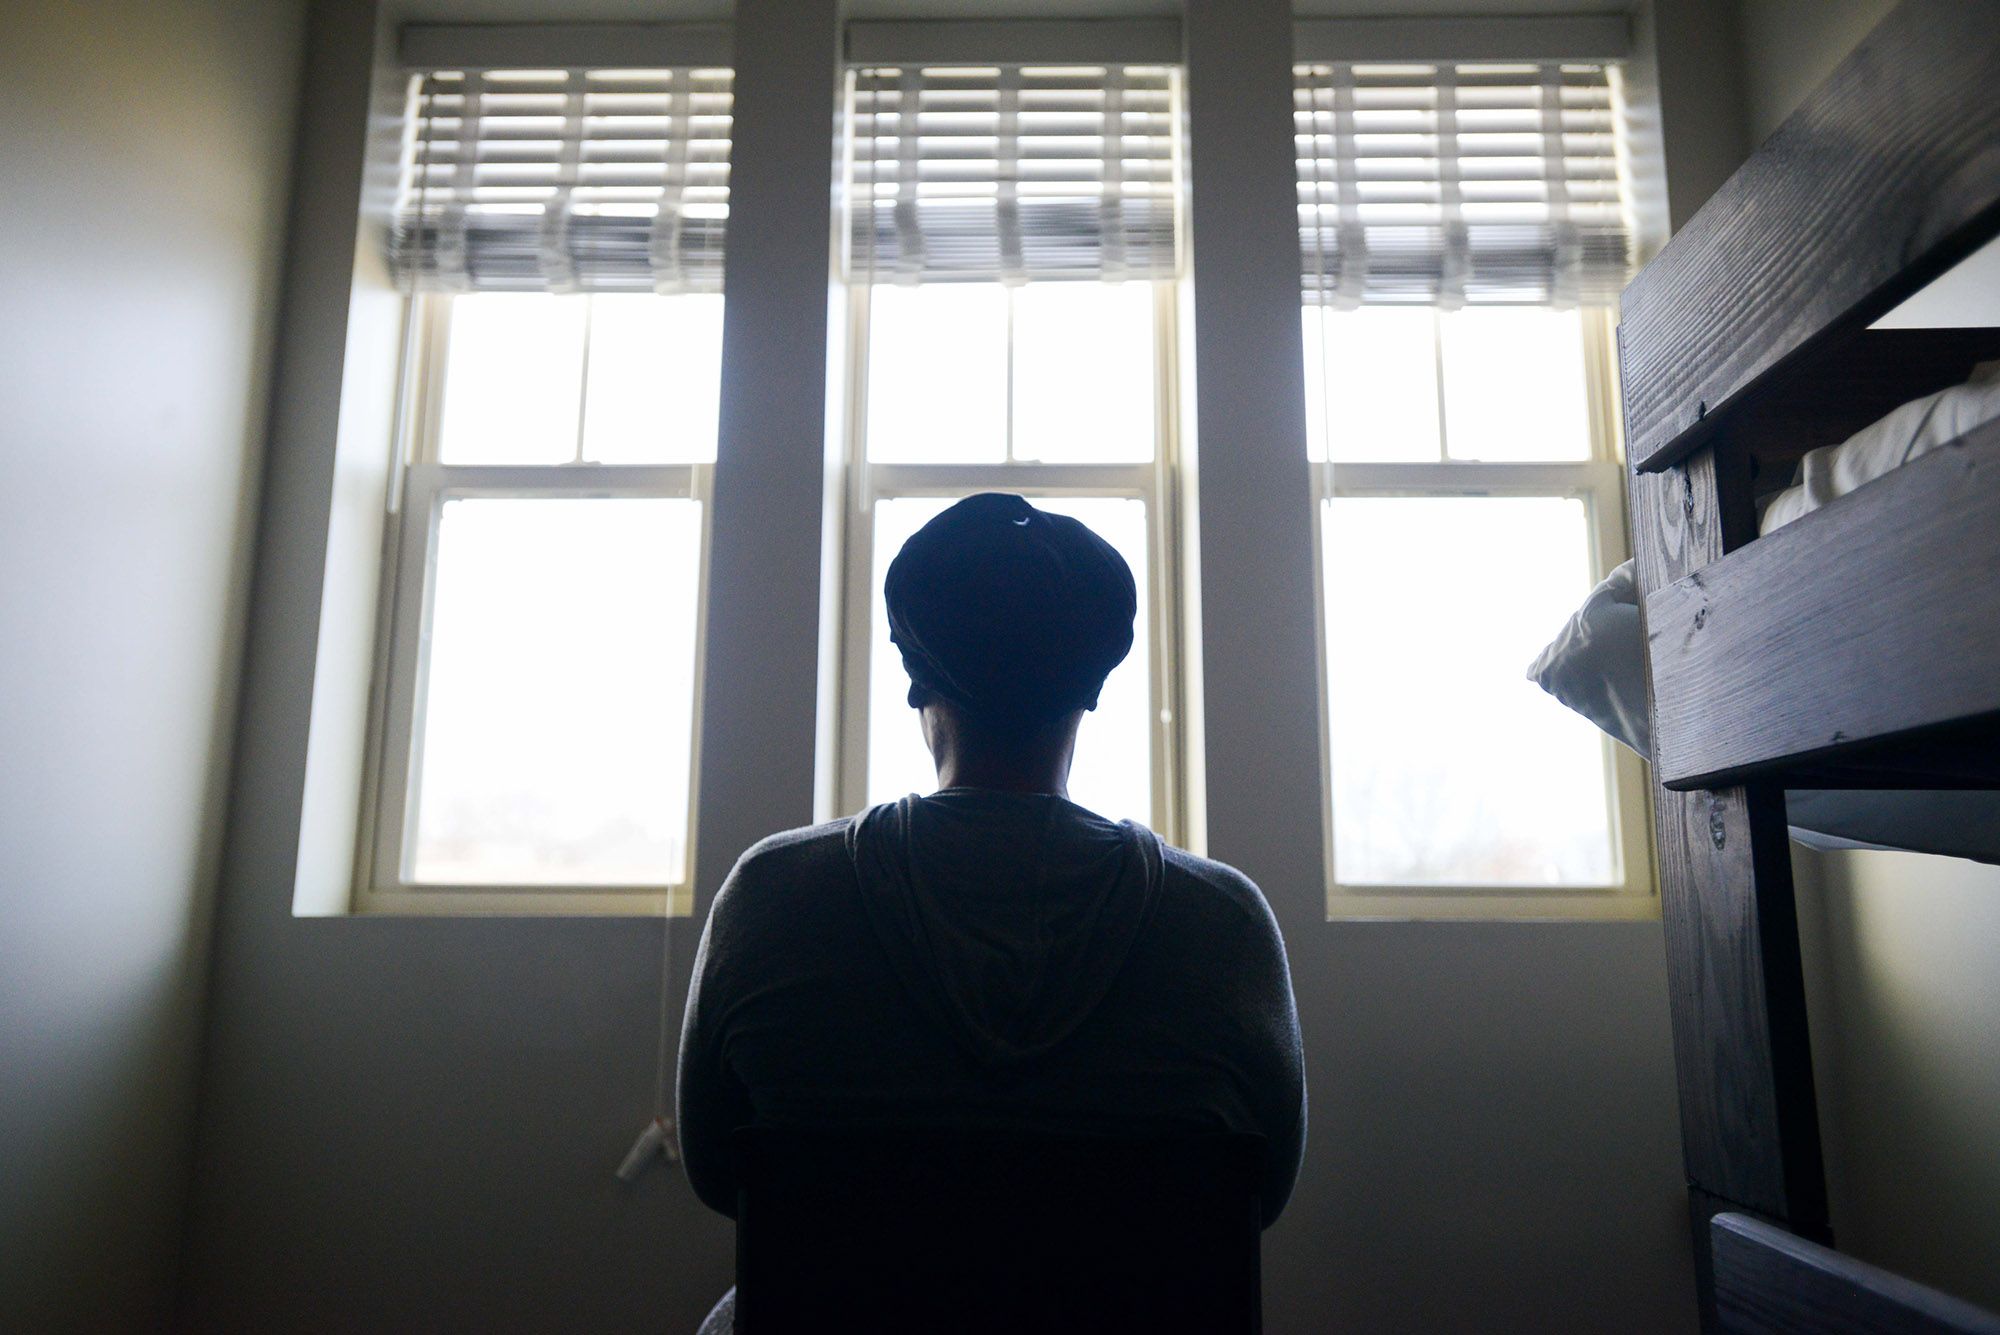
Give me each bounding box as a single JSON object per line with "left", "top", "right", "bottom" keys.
{"left": 847, "top": 789, "right": 1163, "bottom": 1066}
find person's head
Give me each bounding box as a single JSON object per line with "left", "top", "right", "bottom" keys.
{"left": 884, "top": 493, "right": 1137, "bottom": 794}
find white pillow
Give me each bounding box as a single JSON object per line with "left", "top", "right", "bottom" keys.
{"left": 1533, "top": 360, "right": 2000, "bottom": 758}
{"left": 1758, "top": 358, "right": 2000, "bottom": 532}
{"left": 1525, "top": 558, "right": 1649, "bottom": 757}
{"left": 1526, "top": 363, "right": 2000, "bottom": 866}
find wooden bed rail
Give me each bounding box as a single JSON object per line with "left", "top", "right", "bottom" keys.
{"left": 1645, "top": 419, "right": 2000, "bottom": 790}
{"left": 1619, "top": 0, "right": 2000, "bottom": 475}
{"left": 1712, "top": 1213, "right": 2000, "bottom": 1335}
{"left": 1620, "top": 4, "right": 2000, "bottom": 1329}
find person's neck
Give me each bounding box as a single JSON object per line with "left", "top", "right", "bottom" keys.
{"left": 934, "top": 753, "right": 1070, "bottom": 799}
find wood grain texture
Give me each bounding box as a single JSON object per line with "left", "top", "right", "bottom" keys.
{"left": 1769, "top": 716, "right": 2000, "bottom": 789}
{"left": 1731, "top": 329, "right": 2000, "bottom": 490}
{"left": 1713, "top": 1213, "right": 2000, "bottom": 1335}
{"left": 1629, "top": 448, "right": 1828, "bottom": 1235}
{"left": 1648, "top": 419, "right": 2000, "bottom": 789}
{"left": 1621, "top": 0, "right": 2000, "bottom": 473}
{"left": 1689, "top": 1189, "right": 1833, "bottom": 1335}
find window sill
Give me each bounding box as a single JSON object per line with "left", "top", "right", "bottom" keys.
{"left": 346, "top": 885, "right": 693, "bottom": 918}
{"left": 1325, "top": 887, "right": 1660, "bottom": 923}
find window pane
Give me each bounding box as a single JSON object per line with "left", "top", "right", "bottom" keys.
{"left": 1323, "top": 495, "right": 1615, "bottom": 886}
{"left": 866, "top": 284, "right": 1008, "bottom": 463}
{"left": 408, "top": 497, "right": 702, "bottom": 886}
{"left": 438, "top": 294, "right": 587, "bottom": 464}
{"left": 866, "top": 495, "right": 1153, "bottom": 827}
{"left": 582, "top": 294, "right": 724, "bottom": 464}
{"left": 1439, "top": 307, "right": 1591, "bottom": 461}
{"left": 1034, "top": 497, "right": 1152, "bottom": 825}
{"left": 867, "top": 496, "right": 953, "bottom": 806}
{"left": 1301, "top": 307, "right": 1441, "bottom": 462}
{"left": 1011, "top": 282, "right": 1156, "bottom": 463}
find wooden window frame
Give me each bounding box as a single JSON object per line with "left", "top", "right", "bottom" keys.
{"left": 1310, "top": 306, "right": 1658, "bottom": 920}
{"left": 833, "top": 281, "right": 1188, "bottom": 842}
{"left": 353, "top": 294, "right": 714, "bottom": 916}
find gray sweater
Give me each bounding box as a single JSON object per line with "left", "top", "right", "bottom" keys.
{"left": 676, "top": 789, "right": 1307, "bottom": 1227}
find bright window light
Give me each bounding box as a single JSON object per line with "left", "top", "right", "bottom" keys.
{"left": 581, "top": 293, "right": 724, "bottom": 464}
{"left": 407, "top": 496, "right": 703, "bottom": 887}
{"left": 1322, "top": 495, "right": 1616, "bottom": 886}
{"left": 1011, "top": 283, "right": 1156, "bottom": 463}
{"left": 866, "top": 284, "right": 1009, "bottom": 464}
{"left": 1301, "top": 306, "right": 1441, "bottom": 463}
{"left": 1439, "top": 307, "right": 1592, "bottom": 461}
{"left": 1302, "top": 306, "right": 1596, "bottom": 464}
{"left": 438, "top": 294, "right": 588, "bottom": 464}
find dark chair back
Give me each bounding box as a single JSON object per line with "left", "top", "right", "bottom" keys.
{"left": 732, "top": 1127, "right": 1264, "bottom": 1335}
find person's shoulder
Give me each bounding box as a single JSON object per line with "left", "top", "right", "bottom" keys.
{"left": 735, "top": 817, "right": 854, "bottom": 873}
{"left": 1156, "top": 842, "right": 1280, "bottom": 930}
{"left": 710, "top": 819, "right": 855, "bottom": 920}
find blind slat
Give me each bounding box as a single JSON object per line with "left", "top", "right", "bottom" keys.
{"left": 846, "top": 64, "right": 1182, "bottom": 285}
{"left": 1296, "top": 60, "right": 1635, "bottom": 308}
{"left": 392, "top": 67, "right": 733, "bottom": 294}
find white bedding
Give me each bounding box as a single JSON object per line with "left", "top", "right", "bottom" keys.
{"left": 1528, "top": 362, "right": 2000, "bottom": 865}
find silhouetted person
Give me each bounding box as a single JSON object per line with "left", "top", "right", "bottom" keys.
{"left": 678, "top": 493, "right": 1305, "bottom": 1332}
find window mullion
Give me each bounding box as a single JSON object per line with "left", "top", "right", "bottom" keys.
{"left": 1004, "top": 285, "right": 1018, "bottom": 462}
{"left": 1430, "top": 309, "right": 1450, "bottom": 462}
{"left": 572, "top": 293, "right": 595, "bottom": 465}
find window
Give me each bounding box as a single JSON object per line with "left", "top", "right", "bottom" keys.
{"left": 361, "top": 65, "right": 731, "bottom": 914}
{"left": 835, "top": 64, "right": 1184, "bottom": 833}
{"left": 1296, "top": 61, "right": 1653, "bottom": 917}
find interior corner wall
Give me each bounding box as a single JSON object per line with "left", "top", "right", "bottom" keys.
{"left": 1634, "top": 0, "right": 1750, "bottom": 232}
{"left": 0, "top": 0, "right": 306, "bottom": 1329}
{"left": 1792, "top": 847, "right": 2000, "bottom": 1311}
{"left": 1735, "top": 0, "right": 1895, "bottom": 144}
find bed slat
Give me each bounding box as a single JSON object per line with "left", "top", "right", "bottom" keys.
{"left": 1620, "top": 0, "right": 2000, "bottom": 474}
{"left": 1712, "top": 1213, "right": 2000, "bottom": 1335}
{"left": 1630, "top": 455, "right": 1827, "bottom": 1254}
{"left": 1647, "top": 419, "right": 2000, "bottom": 790}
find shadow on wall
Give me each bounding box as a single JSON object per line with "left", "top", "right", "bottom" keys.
{"left": 1796, "top": 845, "right": 2000, "bottom": 1314}
{"left": 0, "top": 0, "right": 307, "bottom": 1329}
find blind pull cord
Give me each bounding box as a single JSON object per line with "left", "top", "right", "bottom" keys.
{"left": 616, "top": 909, "right": 682, "bottom": 1180}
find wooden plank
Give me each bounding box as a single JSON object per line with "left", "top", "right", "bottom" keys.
{"left": 1647, "top": 419, "right": 2000, "bottom": 789}
{"left": 1690, "top": 1189, "right": 1833, "bottom": 1334}
{"left": 1629, "top": 447, "right": 1828, "bottom": 1239}
{"left": 1770, "top": 717, "right": 2000, "bottom": 789}
{"left": 1729, "top": 329, "right": 2000, "bottom": 488}
{"left": 1713, "top": 1213, "right": 2000, "bottom": 1335}
{"left": 1620, "top": 0, "right": 2000, "bottom": 473}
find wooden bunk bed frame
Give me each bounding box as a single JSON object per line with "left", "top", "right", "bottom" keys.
{"left": 1617, "top": 1, "right": 2000, "bottom": 1329}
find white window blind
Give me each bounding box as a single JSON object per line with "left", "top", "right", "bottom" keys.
{"left": 846, "top": 64, "right": 1181, "bottom": 284}
{"left": 1296, "top": 62, "right": 1634, "bottom": 307}
{"left": 393, "top": 67, "right": 732, "bottom": 293}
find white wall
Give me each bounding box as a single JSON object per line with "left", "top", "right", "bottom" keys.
{"left": 174, "top": 3, "right": 1735, "bottom": 1331}
{"left": 1731, "top": 0, "right": 2000, "bottom": 1313}
{"left": 0, "top": 0, "right": 305, "bottom": 1328}
{"left": 1795, "top": 848, "right": 2000, "bottom": 1311}
{"left": 1736, "top": 0, "right": 1894, "bottom": 142}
